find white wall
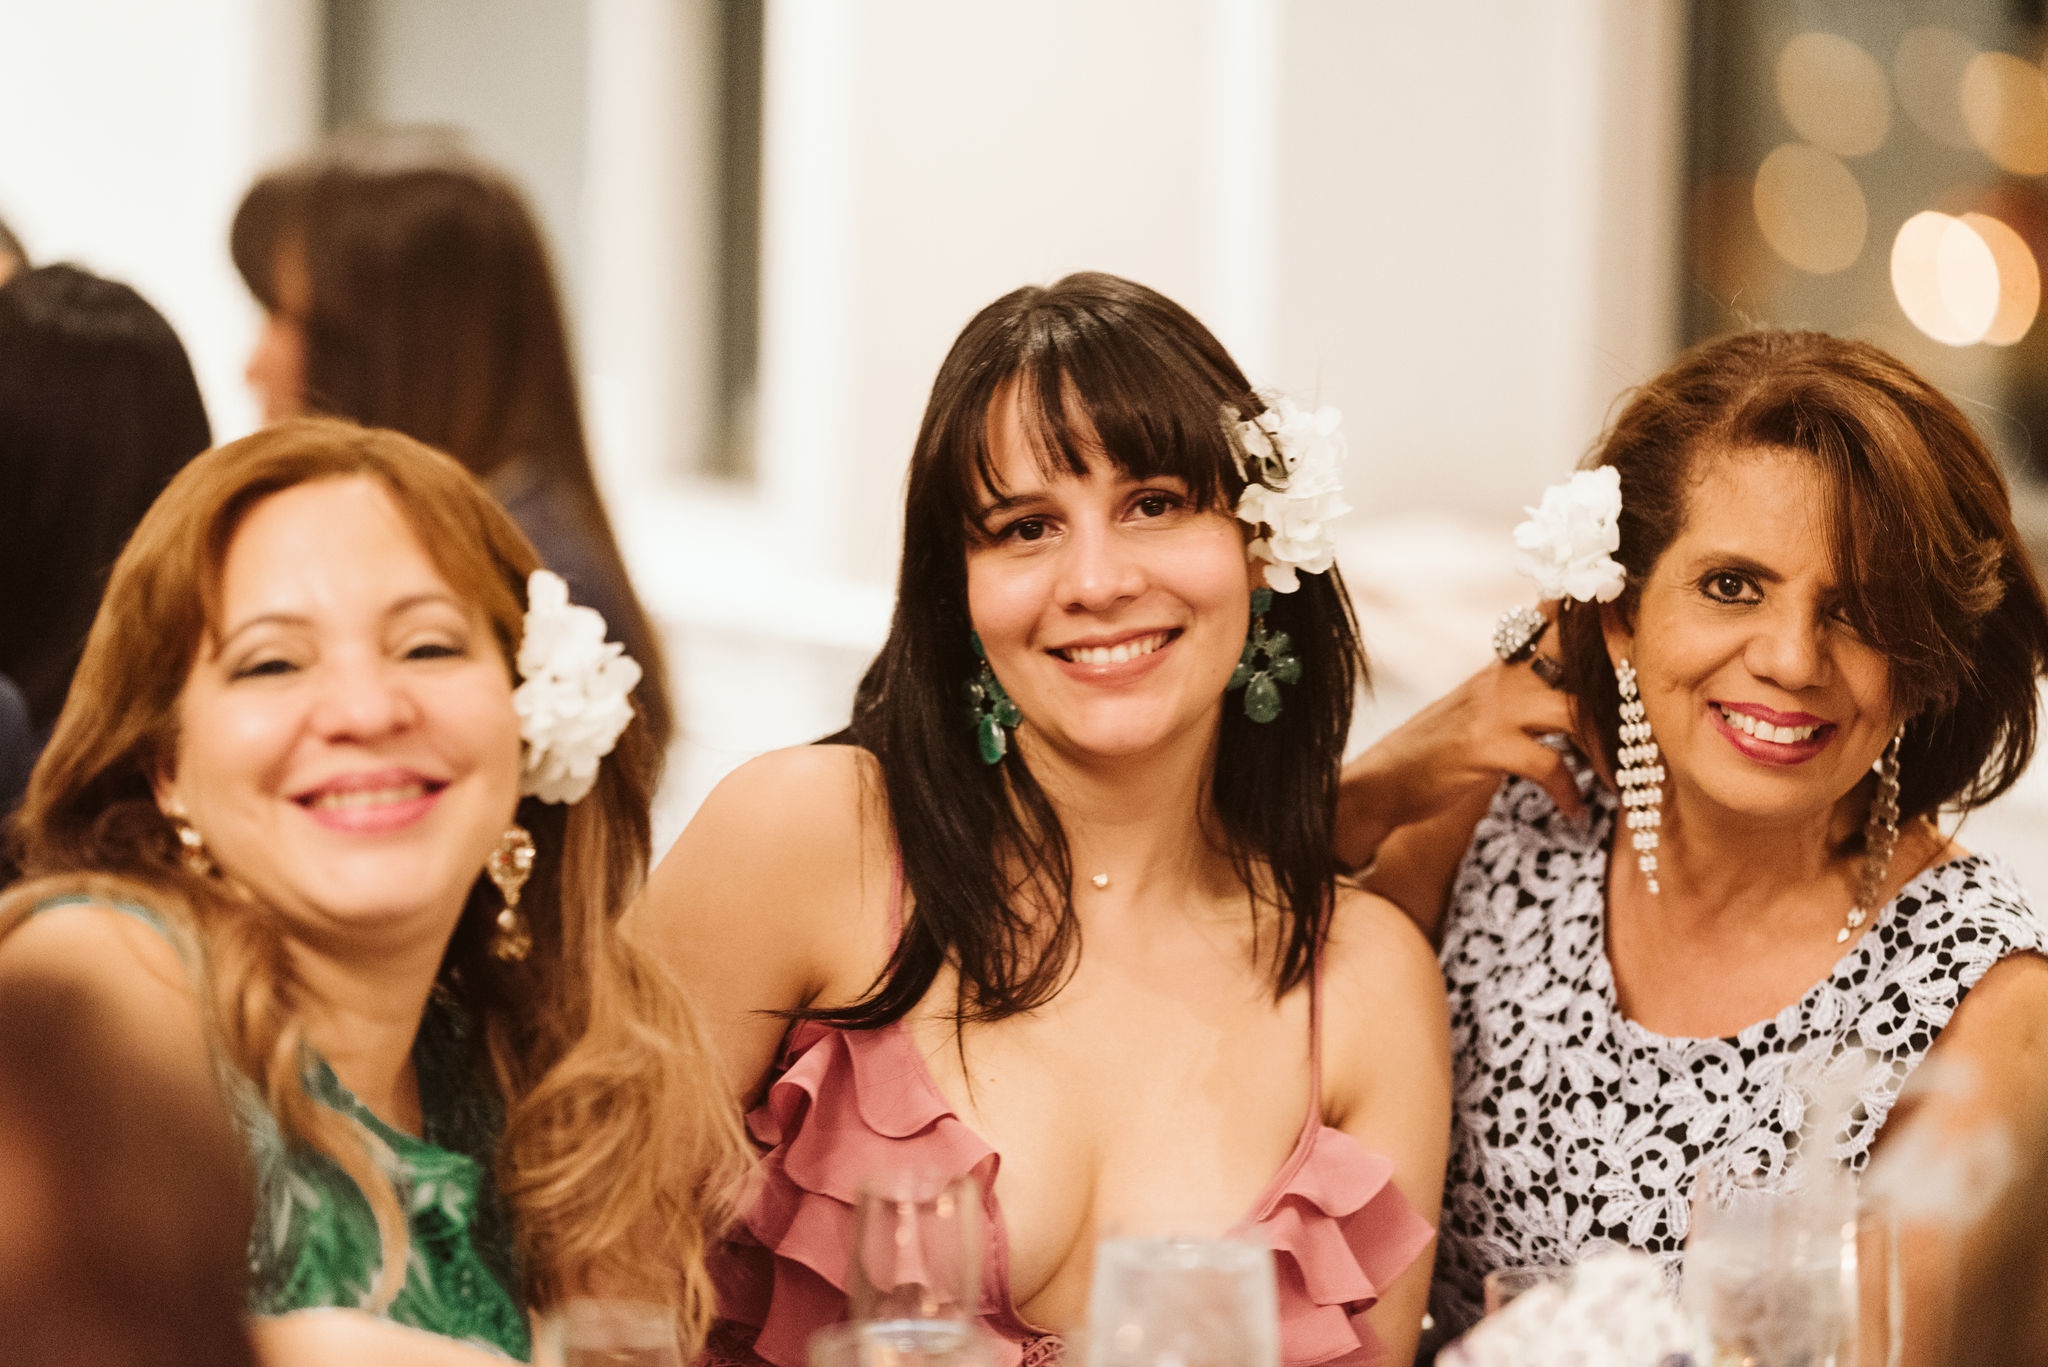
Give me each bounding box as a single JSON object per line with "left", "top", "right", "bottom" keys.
{"left": 0, "top": 0, "right": 318, "bottom": 441}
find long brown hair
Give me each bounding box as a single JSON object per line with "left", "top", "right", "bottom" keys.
{"left": 828, "top": 273, "right": 1368, "bottom": 1030}
{"left": 1556, "top": 329, "right": 2048, "bottom": 827}
{"left": 229, "top": 130, "right": 673, "bottom": 757}
{"left": 0, "top": 419, "right": 746, "bottom": 1342}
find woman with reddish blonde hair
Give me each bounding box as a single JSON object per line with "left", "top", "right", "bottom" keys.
{"left": 0, "top": 418, "right": 747, "bottom": 1364}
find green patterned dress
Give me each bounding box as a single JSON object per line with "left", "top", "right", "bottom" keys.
{"left": 34, "top": 896, "right": 532, "bottom": 1361}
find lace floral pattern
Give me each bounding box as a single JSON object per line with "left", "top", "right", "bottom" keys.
{"left": 1430, "top": 779, "right": 2045, "bottom": 1338}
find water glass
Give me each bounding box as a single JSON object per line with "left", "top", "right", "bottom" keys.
{"left": 1682, "top": 1159, "right": 1855, "bottom": 1367}
{"left": 1083, "top": 1236, "right": 1280, "bottom": 1367}
{"left": 810, "top": 1320, "right": 997, "bottom": 1367}
{"left": 541, "top": 1299, "right": 684, "bottom": 1367}
{"left": 850, "top": 1172, "right": 984, "bottom": 1325}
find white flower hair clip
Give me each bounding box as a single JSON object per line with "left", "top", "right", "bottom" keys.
{"left": 1228, "top": 389, "right": 1351, "bottom": 592}
{"left": 1511, "top": 465, "right": 1627, "bottom": 603}
{"left": 512, "top": 570, "right": 642, "bottom": 804}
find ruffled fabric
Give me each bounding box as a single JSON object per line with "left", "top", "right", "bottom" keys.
{"left": 711, "top": 1018, "right": 1433, "bottom": 1367}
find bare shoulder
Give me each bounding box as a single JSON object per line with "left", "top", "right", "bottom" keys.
{"left": 642, "top": 744, "right": 890, "bottom": 911}
{"left": 1318, "top": 882, "right": 1451, "bottom": 1126}
{"left": 0, "top": 900, "right": 210, "bottom": 1080}
{"left": 0, "top": 900, "right": 193, "bottom": 1000}
{"left": 1322, "top": 881, "right": 1447, "bottom": 1009}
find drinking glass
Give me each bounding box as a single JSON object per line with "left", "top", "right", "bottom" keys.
{"left": 850, "top": 1172, "right": 984, "bottom": 1326}
{"left": 541, "top": 1299, "right": 684, "bottom": 1367}
{"left": 1482, "top": 1264, "right": 1571, "bottom": 1315}
{"left": 1083, "top": 1236, "right": 1279, "bottom": 1367}
{"left": 810, "top": 1320, "right": 997, "bottom": 1367}
{"left": 1682, "top": 1158, "right": 1856, "bottom": 1367}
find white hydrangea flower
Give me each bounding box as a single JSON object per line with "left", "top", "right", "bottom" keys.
{"left": 511, "top": 570, "right": 642, "bottom": 804}
{"left": 1229, "top": 389, "right": 1351, "bottom": 593}
{"left": 1511, "top": 465, "right": 1627, "bottom": 603}
{"left": 1439, "top": 1249, "right": 1690, "bottom": 1367}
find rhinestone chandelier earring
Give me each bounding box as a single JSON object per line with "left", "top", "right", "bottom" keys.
{"left": 1615, "top": 657, "right": 1665, "bottom": 894}
{"left": 1841, "top": 726, "right": 1904, "bottom": 944}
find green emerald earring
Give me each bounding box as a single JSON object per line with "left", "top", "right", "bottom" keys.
{"left": 1227, "top": 587, "right": 1301, "bottom": 724}
{"left": 965, "top": 632, "right": 1022, "bottom": 764}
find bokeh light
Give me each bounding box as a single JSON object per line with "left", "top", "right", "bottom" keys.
{"left": 1751, "top": 143, "right": 1866, "bottom": 274}
{"left": 1959, "top": 211, "right": 2040, "bottom": 345}
{"left": 1892, "top": 211, "right": 2001, "bottom": 345}
{"left": 1961, "top": 51, "right": 2048, "bottom": 175}
{"left": 1775, "top": 32, "right": 1889, "bottom": 157}
{"left": 1894, "top": 27, "right": 1979, "bottom": 150}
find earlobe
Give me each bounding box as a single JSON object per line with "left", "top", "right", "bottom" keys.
{"left": 1598, "top": 602, "right": 1634, "bottom": 670}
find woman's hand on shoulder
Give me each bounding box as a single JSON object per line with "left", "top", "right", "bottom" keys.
{"left": 625, "top": 744, "right": 895, "bottom": 1106}
{"left": 1339, "top": 654, "right": 1584, "bottom": 939}
{"left": 1319, "top": 885, "right": 1451, "bottom": 1366}
{"left": 0, "top": 901, "right": 211, "bottom": 1093}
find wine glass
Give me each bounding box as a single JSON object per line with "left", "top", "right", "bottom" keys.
{"left": 849, "top": 1172, "right": 984, "bottom": 1327}
{"left": 1083, "top": 1236, "right": 1279, "bottom": 1367}
{"left": 541, "top": 1299, "right": 684, "bottom": 1367}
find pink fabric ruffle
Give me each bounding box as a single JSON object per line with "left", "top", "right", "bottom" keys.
{"left": 710, "top": 1019, "right": 1434, "bottom": 1367}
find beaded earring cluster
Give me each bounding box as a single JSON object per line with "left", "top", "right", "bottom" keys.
{"left": 1227, "top": 587, "right": 1302, "bottom": 724}
{"left": 1614, "top": 657, "right": 1665, "bottom": 894}
{"left": 965, "top": 632, "right": 1022, "bottom": 765}
{"left": 1842, "top": 726, "right": 1904, "bottom": 943}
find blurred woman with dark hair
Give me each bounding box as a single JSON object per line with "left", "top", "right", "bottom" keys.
{"left": 0, "top": 263, "right": 211, "bottom": 737}
{"left": 229, "top": 130, "right": 674, "bottom": 758}
{"left": 1338, "top": 330, "right": 2048, "bottom": 1356}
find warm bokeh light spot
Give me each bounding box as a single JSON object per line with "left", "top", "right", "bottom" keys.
{"left": 1895, "top": 28, "right": 1979, "bottom": 150}
{"left": 1959, "top": 211, "right": 2040, "bottom": 344}
{"left": 1775, "top": 32, "right": 1889, "bottom": 157}
{"left": 1961, "top": 51, "right": 2048, "bottom": 175}
{"left": 1892, "top": 211, "right": 2001, "bottom": 345}
{"left": 1752, "top": 144, "right": 1866, "bottom": 274}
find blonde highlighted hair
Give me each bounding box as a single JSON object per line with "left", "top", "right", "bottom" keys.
{"left": 0, "top": 418, "right": 749, "bottom": 1347}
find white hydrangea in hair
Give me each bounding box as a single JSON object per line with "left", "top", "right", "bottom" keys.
{"left": 1229, "top": 389, "right": 1351, "bottom": 593}
{"left": 1511, "top": 465, "right": 1627, "bottom": 603}
{"left": 512, "top": 570, "right": 641, "bottom": 804}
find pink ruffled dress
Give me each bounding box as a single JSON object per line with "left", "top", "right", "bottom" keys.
{"left": 708, "top": 876, "right": 1435, "bottom": 1367}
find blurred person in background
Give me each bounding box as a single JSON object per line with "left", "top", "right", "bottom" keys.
{"left": 229, "top": 129, "right": 674, "bottom": 760}
{"left": 0, "top": 263, "right": 211, "bottom": 743}
{"left": 635, "top": 273, "right": 1448, "bottom": 1367}
{"left": 1337, "top": 331, "right": 2048, "bottom": 1358}
{"left": 0, "top": 973, "right": 260, "bottom": 1367}
{"left": 0, "top": 419, "right": 748, "bottom": 1364}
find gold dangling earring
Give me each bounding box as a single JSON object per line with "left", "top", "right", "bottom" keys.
{"left": 164, "top": 805, "right": 214, "bottom": 877}
{"left": 485, "top": 825, "right": 536, "bottom": 962}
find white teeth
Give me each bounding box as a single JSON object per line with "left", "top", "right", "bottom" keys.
{"left": 1067, "top": 632, "right": 1167, "bottom": 665}
{"left": 311, "top": 783, "right": 426, "bottom": 811}
{"left": 1717, "top": 706, "right": 1819, "bottom": 743}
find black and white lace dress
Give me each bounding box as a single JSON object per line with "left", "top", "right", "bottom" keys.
{"left": 1430, "top": 778, "right": 2045, "bottom": 1337}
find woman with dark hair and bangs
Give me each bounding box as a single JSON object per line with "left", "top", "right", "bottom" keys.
{"left": 633, "top": 273, "right": 1449, "bottom": 1367}
{"left": 1336, "top": 330, "right": 2048, "bottom": 1357}
{"left": 228, "top": 129, "right": 674, "bottom": 761}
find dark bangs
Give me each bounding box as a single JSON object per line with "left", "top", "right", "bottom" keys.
{"left": 929, "top": 276, "right": 1254, "bottom": 537}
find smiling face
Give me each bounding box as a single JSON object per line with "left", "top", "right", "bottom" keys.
{"left": 158, "top": 475, "right": 523, "bottom": 954}
{"left": 963, "top": 386, "right": 1257, "bottom": 767}
{"left": 1604, "top": 446, "right": 1899, "bottom": 830}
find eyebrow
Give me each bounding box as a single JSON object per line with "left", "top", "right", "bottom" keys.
{"left": 1688, "top": 551, "right": 1785, "bottom": 584}
{"left": 215, "top": 592, "right": 467, "bottom": 654}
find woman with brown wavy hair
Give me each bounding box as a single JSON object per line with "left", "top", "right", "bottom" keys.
{"left": 0, "top": 418, "right": 747, "bottom": 1363}
{"left": 229, "top": 130, "right": 674, "bottom": 760}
